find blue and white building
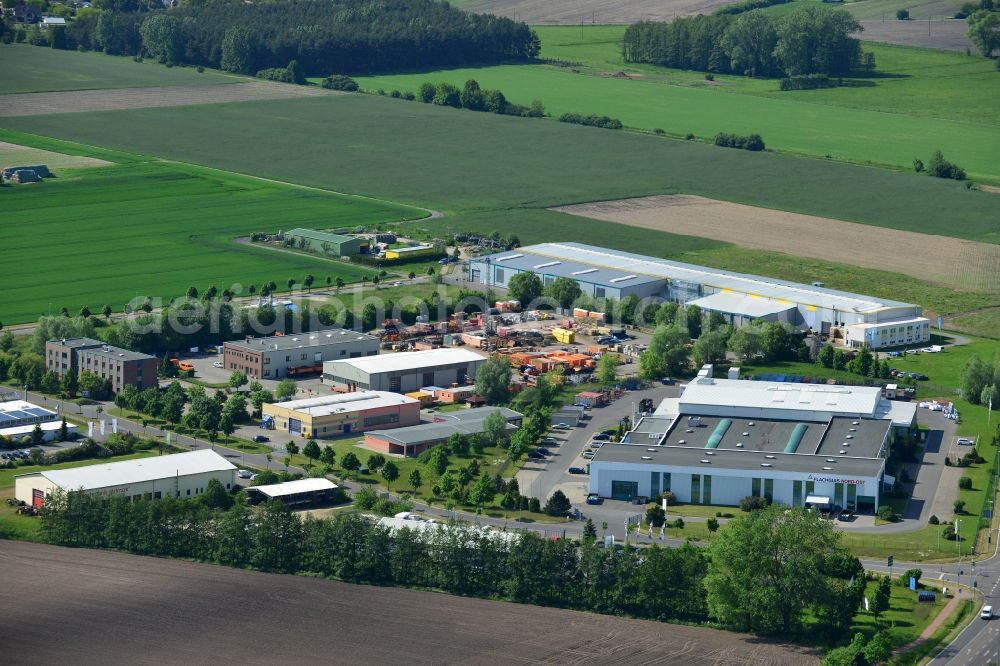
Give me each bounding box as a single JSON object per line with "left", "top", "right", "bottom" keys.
{"left": 468, "top": 243, "right": 930, "bottom": 348}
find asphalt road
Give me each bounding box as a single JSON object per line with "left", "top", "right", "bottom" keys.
{"left": 0, "top": 540, "right": 820, "bottom": 665}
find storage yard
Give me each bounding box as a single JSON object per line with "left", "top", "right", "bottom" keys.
{"left": 0, "top": 540, "right": 820, "bottom": 665}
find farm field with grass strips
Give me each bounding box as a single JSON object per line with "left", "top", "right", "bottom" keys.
{"left": 1, "top": 155, "right": 418, "bottom": 324}
{"left": 6, "top": 95, "right": 1000, "bottom": 242}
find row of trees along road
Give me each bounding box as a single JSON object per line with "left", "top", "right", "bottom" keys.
{"left": 49, "top": 0, "right": 539, "bottom": 75}
{"left": 39, "top": 491, "right": 868, "bottom": 646}
{"left": 623, "top": 6, "right": 867, "bottom": 78}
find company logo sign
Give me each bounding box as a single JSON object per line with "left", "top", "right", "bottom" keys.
{"left": 807, "top": 474, "right": 864, "bottom": 485}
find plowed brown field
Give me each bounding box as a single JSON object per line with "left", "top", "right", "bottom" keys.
{"left": 0, "top": 540, "right": 819, "bottom": 665}
{"left": 554, "top": 195, "right": 1000, "bottom": 292}
{"left": 0, "top": 81, "right": 336, "bottom": 117}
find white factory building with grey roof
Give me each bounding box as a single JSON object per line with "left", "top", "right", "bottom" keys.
{"left": 588, "top": 374, "right": 917, "bottom": 512}
{"left": 14, "top": 450, "right": 237, "bottom": 508}
{"left": 468, "top": 242, "right": 930, "bottom": 349}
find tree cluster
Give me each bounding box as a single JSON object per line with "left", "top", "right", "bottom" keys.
{"left": 255, "top": 60, "right": 305, "bottom": 84}
{"left": 728, "top": 321, "right": 809, "bottom": 363}
{"left": 966, "top": 8, "right": 1000, "bottom": 56}
{"left": 416, "top": 79, "right": 544, "bottom": 118}
{"left": 40, "top": 489, "right": 707, "bottom": 622}
{"left": 960, "top": 354, "right": 1000, "bottom": 406}
{"left": 557, "top": 112, "right": 623, "bottom": 130}
{"left": 321, "top": 74, "right": 359, "bottom": 91}
{"left": 60, "top": 0, "right": 539, "bottom": 74}
{"left": 714, "top": 132, "right": 765, "bottom": 151}
{"left": 623, "top": 7, "right": 864, "bottom": 78}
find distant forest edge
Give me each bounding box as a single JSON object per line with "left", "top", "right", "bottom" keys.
{"left": 44, "top": 0, "right": 540, "bottom": 75}
{"left": 623, "top": 7, "right": 867, "bottom": 78}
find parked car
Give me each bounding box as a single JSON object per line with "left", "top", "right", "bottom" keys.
{"left": 582, "top": 451, "right": 596, "bottom": 459}
{"left": 251, "top": 435, "right": 270, "bottom": 443}
{"left": 837, "top": 510, "right": 854, "bottom": 521}
{"left": 238, "top": 469, "right": 253, "bottom": 479}
{"left": 586, "top": 493, "right": 602, "bottom": 505}
{"left": 568, "top": 467, "right": 586, "bottom": 475}
{"left": 957, "top": 437, "right": 975, "bottom": 446}
{"left": 589, "top": 441, "right": 604, "bottom": 449}
{"left": 983, "top": 605, "right": 994, "bottom": 620}
{"left": 887, "top": 351, "right": 902, "bottom": 358}
{"left": 553, "top": 423, "right": 570, "bottom": 430}
{"left": 543, "top": 437, "right": 558, "bottom": 445}
{"left": 536, "top": 447, "right": 551, "bottom": 456}
{"left": 660, "top": 376, "right": 674, "bottom": 385}
{"left": 527, "top": 451, "right": 545, "bottom": 460}
{"left": 593, "top": 433, "right": 611, "bottom": 441}
{"left": 913, "top": 373, "right": 928, "bottom": 381}
{"left": 213, "top": 361, "right": 224, "bottom": 368}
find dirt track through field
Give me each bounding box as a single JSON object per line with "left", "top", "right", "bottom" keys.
{"left": 0, "top": 81, "right": 336, "bottom": 117}
{"left": 455, "top": 0, "right": 734, "bottom": 24}
{"left": 0, "top": 540, "right": 818, "bottom": 665}
{"left": 0, "top": 140, "right": 113, "bottom": 169}
{"left": 554, "top": 195, "right": 1000, "bottom": 292}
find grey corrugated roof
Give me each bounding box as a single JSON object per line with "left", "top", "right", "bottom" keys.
{"left": 225, "top": 329, "right": 376, "bottom": 352}
{"left": 590, "top": 442, "right": 884, "bottom": 477}
{"left": 475, "top": 243, "right": 916, "bottom": 312}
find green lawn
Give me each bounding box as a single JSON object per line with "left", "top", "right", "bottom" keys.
{"left": 843, "top": 578, "right": 949, "bottom": 651}
{"left": 0, "top": 44, "right": 239, "bottom": 94}
{"left": 10, "top": 96, "right": 1000, "bottom": 242}
{"left": 0, "top": 134, "right": 420, "bottom": 324}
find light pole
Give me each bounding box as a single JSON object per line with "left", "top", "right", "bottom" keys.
{"left": 957, "top": 518, "right": 962, "bottom": 565}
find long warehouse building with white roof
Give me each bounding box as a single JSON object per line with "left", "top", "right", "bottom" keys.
{"left": 14, "top": 449, "right": 237, "bottom": 508}
{"left": 468, "top": 242, "right": 930, "bottom": 349}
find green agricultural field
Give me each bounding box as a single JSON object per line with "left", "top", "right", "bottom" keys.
{"left": 532, "top": 25, "right": 1000, "bottom": 126}
{"left": 0, "top": 136, "right": 420, "bottom": 324}
{"left": 6, "top": 95, "right": 1000, "bottom": 243}
{"left": 354, "top": 42, "right": 1000, "bottom": 180}
{"left": 0, "top": 44, "right": 238, "bottom": 94}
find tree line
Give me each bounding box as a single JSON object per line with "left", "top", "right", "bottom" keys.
{"left": 622, "top": 6, "right": 866, "bottom": 78}
{"left": 38, "top": 490, "right": 865, "bottom": 643}
{"left": 11, "top": 0, "right": 540, "bottom": 75}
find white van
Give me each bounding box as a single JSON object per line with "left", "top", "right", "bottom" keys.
{"left": 981, "top": 605, "right": 993, "bottom": 620}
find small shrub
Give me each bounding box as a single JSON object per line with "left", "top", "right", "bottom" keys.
{"left": 389, "top": 89, "right": 402, "bottom": 98}
{"left": 896, "top": 8, "right": 910, "bottom": 19}
{"left": 954, "top": 499, "right": 966, "bottom": 514}
{"left": 661, "top": 490, "right": 677, "bottom": 506}
{"left": 902, "top": 568, "right": 922, "bottom": 587}
{"left": 959, "top": 476, "right": 973, "bottom": 490}
{"left": 685, "top": 133, "right": 695, "bottom": 140}
{"left": 672, "top": 517, "right": 685, "bottom": 529}
{"left": 740, "top": 495, "right": 769, "bottom": 512}
{"left": 653, "top": 128, "right": 665, "bottom": 135}
{"left": 528, "top": 497, "right": 541, "bottom": 513}
{"left": 929, "top": 514, "right": 940, "bottom": 525}
{"left": 322, "top": 74, "right": 359, "bottom": 92}
{"left": 196, "top": 65, "right": 204, "bottom": 73}
{"left": 876, "top": 505, "right": 899, "bottom": 522}
{"left": 927, "top": 150, "right": 966, "bottom": 180}
{"left": 558, "top": 112, "right": 622, "bottom": 129}
{"left": 376, "top": 88, "right": 386, "bottom": 96}
{"left": 714, "top": 132, "right": 765, "bottom": 151}
{"left": 704, "top": 73, "right": 714, "bottom": 81}
{"left": 779, "top": 73, "right": 835, "bottom": 91}
{"left": 943, "top": 523, "right": 958, "bottom": 540}
{"left": 913, "top": 158, "right": 925, "bottom": 173}
{"left": 402, "top": 91, "right": 416, "bottom": 101}
{"left": 353, "top": 486, "right": 378, "bottom": 509}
